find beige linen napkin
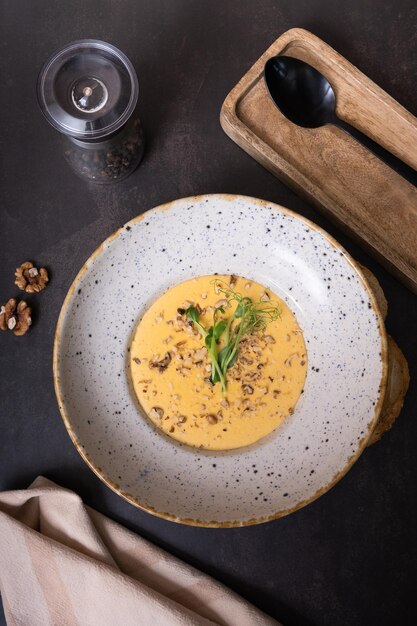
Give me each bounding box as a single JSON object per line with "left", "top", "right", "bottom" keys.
{"left": 0, "top": 476, "right": 279, "bottom": 626}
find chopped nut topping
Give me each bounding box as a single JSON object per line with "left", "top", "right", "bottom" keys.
{"left": 242, "top": 384, "right": 254, "bottom": 395}
{"left": 260, "top": 386, "right": 269, "bottom": 395}
{"left": 162, "top": 335, "right": 173, "bottom": 345}
{"left": 0, "top": 298, "right": 32, "bottom": 336}
{"left": 201, "top": 292, "right": 208, "bottom": 299}
{"left": 273, "top": 389, "right": 281, "bottom": 399}
{"left": 289, "top": 407, "right": 294, "bottom": 415}
{"left": 220, "top": 399, "right": 229, "bottom": 409}
{"left": 173, "top": 394, "right": 180, "bottom": 401}
{"left": 229, "top": 274, "right": 238, "bottom": 288}
{"left": 243, "top": 403, "right": 255, "bottom": 413}
{"left": 133, "top": 357, "right": 141, "bottom": 364}
{"left": 194, "top": 347, "right": 207, "bottom": 360}
{"left": 206, "top": 414, "right": 218, "bottom": 425}
{"left": 169, "top": 426, "right": 175, "bottom": 433}
{"left": 285, "top": 334, "right": 291, "bottom": 342}
{"left": 15, "top": 261, "right": 49, "bottom": 293}
{"left": 215, "top": 298, "right": 228, "bottom": 309}
{"left": 200, "top": 404, "right": 206, "bottom": 411}
{"left": 284, "top": 353, "right": 299, "bottom": 367}
{"left": 149, "top": 352, "right": 172, "bottom": 372}
{"left": 154, "top": 312, "right": 164, "bottom": 323}
{"left": 149, "top": 407, "right": 164, "bottom": 420}
{"left": 205, "top": 364, "right": 212, "bottom": 372}
{"left": 264, "top": 335, "right": 276, "bottom": 344}
{"left": 246, "top": 370, "right": 261, "bottom": 382}
{"left": 260, "top": 291, "right": 270, "bottom": 302}
{"left": 177, "top": 415, "right": 187, "bottom": 424}
{"left": 244, "top": 282, "right": 251, "bottom": 290}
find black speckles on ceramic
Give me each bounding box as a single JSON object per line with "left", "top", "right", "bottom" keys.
{"left": 54, "top": 194, "right": 387, "bottom": 526}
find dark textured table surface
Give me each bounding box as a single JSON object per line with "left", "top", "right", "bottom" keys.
{"left": 1, "top": 2, "right": 416, "bottom": 625}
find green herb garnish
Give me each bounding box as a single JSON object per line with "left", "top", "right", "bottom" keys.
{"left": 184, "top": 280, "right": 280, "bottom": 392}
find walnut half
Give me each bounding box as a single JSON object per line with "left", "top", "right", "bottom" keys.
{"left": 15, "top": 261, "right": 49, "bottom": 293}
{"left": 0, "top": 298, "right": 32, "bottom": 336}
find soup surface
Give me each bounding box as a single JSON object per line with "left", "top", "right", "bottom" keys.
{"left": 130, "top": 275, "right": 307, "bottom": 450}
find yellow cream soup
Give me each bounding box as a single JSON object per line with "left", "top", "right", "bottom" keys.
{"left": 130, "top": 275, "right": 307, "bottom": 450}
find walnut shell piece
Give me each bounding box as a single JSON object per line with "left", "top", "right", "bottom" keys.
{"left": 15, "top": 261, "right": 49, "bottom": 293}
{"left": 0, "top": 298, "right": 32, "bottom": 336}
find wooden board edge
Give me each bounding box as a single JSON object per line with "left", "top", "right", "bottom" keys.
{"left": 367, "top": 335, "right": 410, "bottom": 446}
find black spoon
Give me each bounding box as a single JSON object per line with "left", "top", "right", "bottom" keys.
{"left": 264, "top": 55, "right": 417, "bottom": 186}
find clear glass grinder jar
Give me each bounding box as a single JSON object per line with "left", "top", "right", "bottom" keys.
{"left": 37, "top": 39, "right": 144, "bottom": 183}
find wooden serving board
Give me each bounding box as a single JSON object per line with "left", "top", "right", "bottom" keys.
{"left": 220, "top": 28, "right": 417, "bottom": 293}
{"left": 358, "top": 266, "right": 409, "bottom": 446}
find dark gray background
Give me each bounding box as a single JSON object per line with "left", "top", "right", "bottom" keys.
{"left": 1, "top": 1, "right": 416, "bottom": 625}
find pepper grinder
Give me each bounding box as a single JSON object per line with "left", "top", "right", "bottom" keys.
{"left": 37, "top": 39, "right": 144, "bottom": 183}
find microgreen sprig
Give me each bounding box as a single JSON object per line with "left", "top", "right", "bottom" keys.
{"left": 183, "top": 280, "right": 280, "bottom": 393}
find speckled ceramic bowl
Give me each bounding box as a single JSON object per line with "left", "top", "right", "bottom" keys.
{"left": 54, "top": 194, "right": 388, "bottom": 526}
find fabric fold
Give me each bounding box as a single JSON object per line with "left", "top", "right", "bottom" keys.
{"left": 0, "top": 477, "right": 279, "bottom": 626}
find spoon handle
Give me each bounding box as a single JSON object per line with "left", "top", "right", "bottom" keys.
{"left": 334, "top": 118, "right": 417, "bottom": 187}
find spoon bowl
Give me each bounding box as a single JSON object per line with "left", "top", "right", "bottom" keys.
{"left": 264, "top": 55, "right": 336, "bottom": 128}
